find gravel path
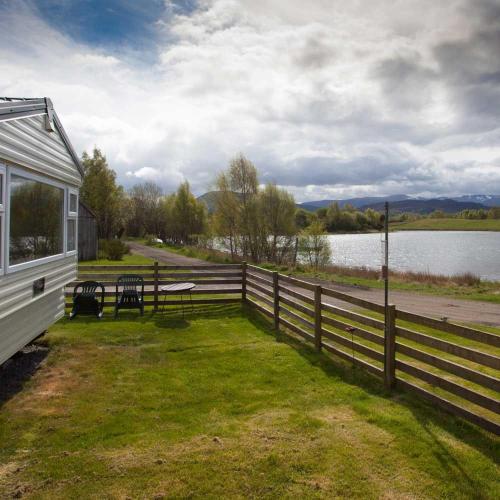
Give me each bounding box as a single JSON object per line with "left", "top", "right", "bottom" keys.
{"left": 128, "top": 242, "right": 500, "bottom": 327}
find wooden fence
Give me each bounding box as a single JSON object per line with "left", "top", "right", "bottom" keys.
{"left": 244, "top": 263, "right": 500, "bottom": 436}
{"left": 68, "top": 262, "right": 500, "bottom": 435}
{"left": 66, "top": 263, "right": 243, "bottom": 310}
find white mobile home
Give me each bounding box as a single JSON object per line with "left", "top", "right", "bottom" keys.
{"left": 0, "top": 97, "right": 83, "bottom": 365}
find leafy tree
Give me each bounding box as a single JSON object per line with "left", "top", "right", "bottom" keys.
{"left": 228, "top": 154, "right": 260, "bottom": 260}
{"left": 213, "top": 155, "right": 303, "bottom": 263}
{"left": 295, "top": 208, "right": 311, "bottom": 229}
{"left": 429, "top": 210, "right": 446, "bottom": 219}
{"left": 298, "top": 219, "right": 332, "bottom": 270}
{"left": 488, "top": 207, "right": 500, "bottom": 219}
{"left": 215, "top": 154, "right": 261, "bottom": 260}
{"left": 127, "top": 181, "right": 163, "bottom": 237}
{"left": 213, "top": 172, "right": 241, "bottom": 259}
{"left": 171, "top": 181, "right": 207, "bottom": 244}
{"left": 259, "top": 183, "right": 297, "bottom": 263}
{"left": 80, "top": 148, "right": 125, "bottom": 239}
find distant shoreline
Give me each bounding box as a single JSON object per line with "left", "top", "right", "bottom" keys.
{"left": 388, "top": 218, "right": 500, "bottom": 232}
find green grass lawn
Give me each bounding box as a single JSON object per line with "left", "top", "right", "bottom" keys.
{"left": 0, "top": 305, "right": 498, "bottom": 499}
{"left": 391, "top": 218, "right": 500, "bottom": 231}
{"left": 80, "top": 253, "right": 155, "bottom": 266}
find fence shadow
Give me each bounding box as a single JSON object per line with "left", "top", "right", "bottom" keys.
{"left": 242, "top": 304, "right": 499, "bottom": 472}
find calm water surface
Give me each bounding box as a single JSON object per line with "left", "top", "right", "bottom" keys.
{"left": 327, "top": 231, "right": 500, "bottom": 281}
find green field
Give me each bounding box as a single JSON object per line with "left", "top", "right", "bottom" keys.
{"left": 0, "top": 306, "right": 498, "bottom": 499}
{"left": 80, "top": 253, "right": 155, "bottom": 266}
{"left": 391, "top": 218, "right": 500, "bottom": 231}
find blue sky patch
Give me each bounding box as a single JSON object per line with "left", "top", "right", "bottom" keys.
{"left": 33, "top": 0, "right": 197, "bottom": 59}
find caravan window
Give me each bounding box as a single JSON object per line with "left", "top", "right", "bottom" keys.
{"left": 67, "top": 218, "right": 76, "bottom": 252}
{"left": 66, "top": 188, "right": 78, "bottom": 253}
{"left": 9, "top": 174, "right": 64, "bottom": 266}
{"left": 0, "top": 168, "right": 4, "bottom": 208}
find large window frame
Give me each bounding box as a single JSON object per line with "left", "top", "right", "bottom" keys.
{"left": 0, "top": 164, "right": 5, "bottom": 275}
{"left": 1, "top": 164, "right": 78, "bottom": 274}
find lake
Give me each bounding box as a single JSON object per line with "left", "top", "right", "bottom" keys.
{"left": 327, "top": 231, "right": 500, "bottom": 281}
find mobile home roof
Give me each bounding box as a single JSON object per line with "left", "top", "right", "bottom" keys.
{"left": 0, "top": 97, "right": 83, "bottom": 178}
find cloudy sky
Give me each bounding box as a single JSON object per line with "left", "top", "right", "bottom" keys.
{"left": 1, "top": 0, "right": 500, "bottom": 201}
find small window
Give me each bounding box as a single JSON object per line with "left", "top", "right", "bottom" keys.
{"left": 68, "top": 190, "right": 78, "bottom": 216}
{"left": 67, "top": 218, "right": 76, "bottom": 252}
{"left": 0, "top": 164, "right": 5, "bottom": 210}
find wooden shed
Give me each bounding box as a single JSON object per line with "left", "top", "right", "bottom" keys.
{"left": 0, "top": 97, "right": 83, "bottom": 366}
{"left": 78, "top": 201, "right": 98, "bottom": 261}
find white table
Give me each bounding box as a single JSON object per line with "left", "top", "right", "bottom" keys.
{"left": 160, "top": 282, "right": 196, "bottom": 317}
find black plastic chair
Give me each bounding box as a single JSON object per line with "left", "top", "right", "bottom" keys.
{"left": 114, "top": 275, "right": 144, "bottom": 318}
{"left": 70, "top": 281, "right": 105, "bottom": 319}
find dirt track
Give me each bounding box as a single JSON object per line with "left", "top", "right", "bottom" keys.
{"left": 128, "top": 242, "right": 500, "bottom": 327}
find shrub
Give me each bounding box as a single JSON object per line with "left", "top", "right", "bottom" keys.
{"left": 106, "top": 239, "right": 130, "bottom": 260}
{"left": 453, "top": 272, "right": 481, "bottom": 287}
{"left": 98, "top": 239, "right": 130, "bottom": 260}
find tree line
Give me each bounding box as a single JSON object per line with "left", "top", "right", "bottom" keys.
{"left": 79, "top": 148, "right": 334, "bottom": 267}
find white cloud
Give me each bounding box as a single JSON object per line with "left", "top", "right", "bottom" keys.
{"left": 0, "top": 0, "right": 499, "bottom": 201}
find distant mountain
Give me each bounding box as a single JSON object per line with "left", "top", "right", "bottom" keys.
{"left": 200, "top": 191, "right": 499, "bottom": 215}
{"left": 361, "top": 199, "right": 488, "bottom": 214}
{"left": 450, "top": 195, "right": 500, "bottom": 207}
{"left": 197, "top": 191, "right": 220, "bottom": 213}
{"left": 299, "top": 194, "right": 410, "bottom": 212}
{"left": 197, "top": 190, "right": 244, "bottom": 213}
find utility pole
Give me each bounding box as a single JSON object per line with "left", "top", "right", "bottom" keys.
{"left": 383, "top": 201, "right": 389, "bottom": 314}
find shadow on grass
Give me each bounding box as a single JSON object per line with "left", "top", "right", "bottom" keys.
{"left": 0, "top": 341, "right": 50, "bottom": 408}
{"left": 242, "top": 304, "right": 499, "bottom": 473}
{"left": 66, "top": 303, "right": 243, "bottom": 330}
{"left": 152, "top": 303, "right": 244, "bottom": 329}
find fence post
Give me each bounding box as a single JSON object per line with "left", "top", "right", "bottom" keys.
{"left": 314, "top": 285, "right": 322, "bottom": 351}
{"left": 153, "top": 261, "right": 159, "bottom": 313}
{"left": 273, "top": 271, "right": 280, "bottom": 332}
{"left": 384, "top": 304, "right": 396, "bottom": 389}
{"left": 241, "top": 261, "right": 247, "bottom": 303}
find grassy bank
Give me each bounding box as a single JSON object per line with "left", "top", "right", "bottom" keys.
{"left": 290, "top": 265, "right": 500, "bottom": 304}
{"left": 1, "top": 307, "right": 498, "bottom": 498}
{"left": 80, "top": 253, "right": 155, "bottom": 266}
{"left": 391, "top": 218, "right": 500, "bottom": 231}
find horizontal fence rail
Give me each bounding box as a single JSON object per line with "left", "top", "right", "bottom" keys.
{"left": 244, "top": 265, "right": 500, "bottom": 436}
{"left": 66, "top": 263, "right": 243, "bottom": 310}
{"left": 68, "top": 261, "right": 500, "bottom": 435}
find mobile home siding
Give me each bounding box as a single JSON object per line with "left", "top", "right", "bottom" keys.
{"left": 0, "top": 114, "right": 81, "bottom": 187}
{"left": 0, "top": 102, "right": 81, "bottom": 365}
{"left": 0, "top": 256, "right": 76, "bottom": 319}
{"left": 0, "top": 289, "right": 65, "bottom": 365}
{"left": 0, "top": 257, "right": 77, "bottom": 366}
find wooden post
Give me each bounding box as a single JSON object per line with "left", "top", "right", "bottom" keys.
{"left": 384, "top": 304, "right": 396, "bottom": 389}
{"left": 273, "top": 271, "right": 280, "bottom": 332}
{"left": 153, "top": 261, "right": 159, "bottom": 312}
{"left": 314, "top": 285, "right": 322, "bottom": 351}
{"left": 241, "top": 261, "right": 247, "bottom": 303}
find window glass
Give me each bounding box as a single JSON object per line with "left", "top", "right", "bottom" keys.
{"left": 67, "top": 219, "right": 76, "bottom": 252}
{"left": 9, "top": 175, "right": 64, "bottom": 265}
{"left": 69, "top": 192, "right": 77, "bottom": 213}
